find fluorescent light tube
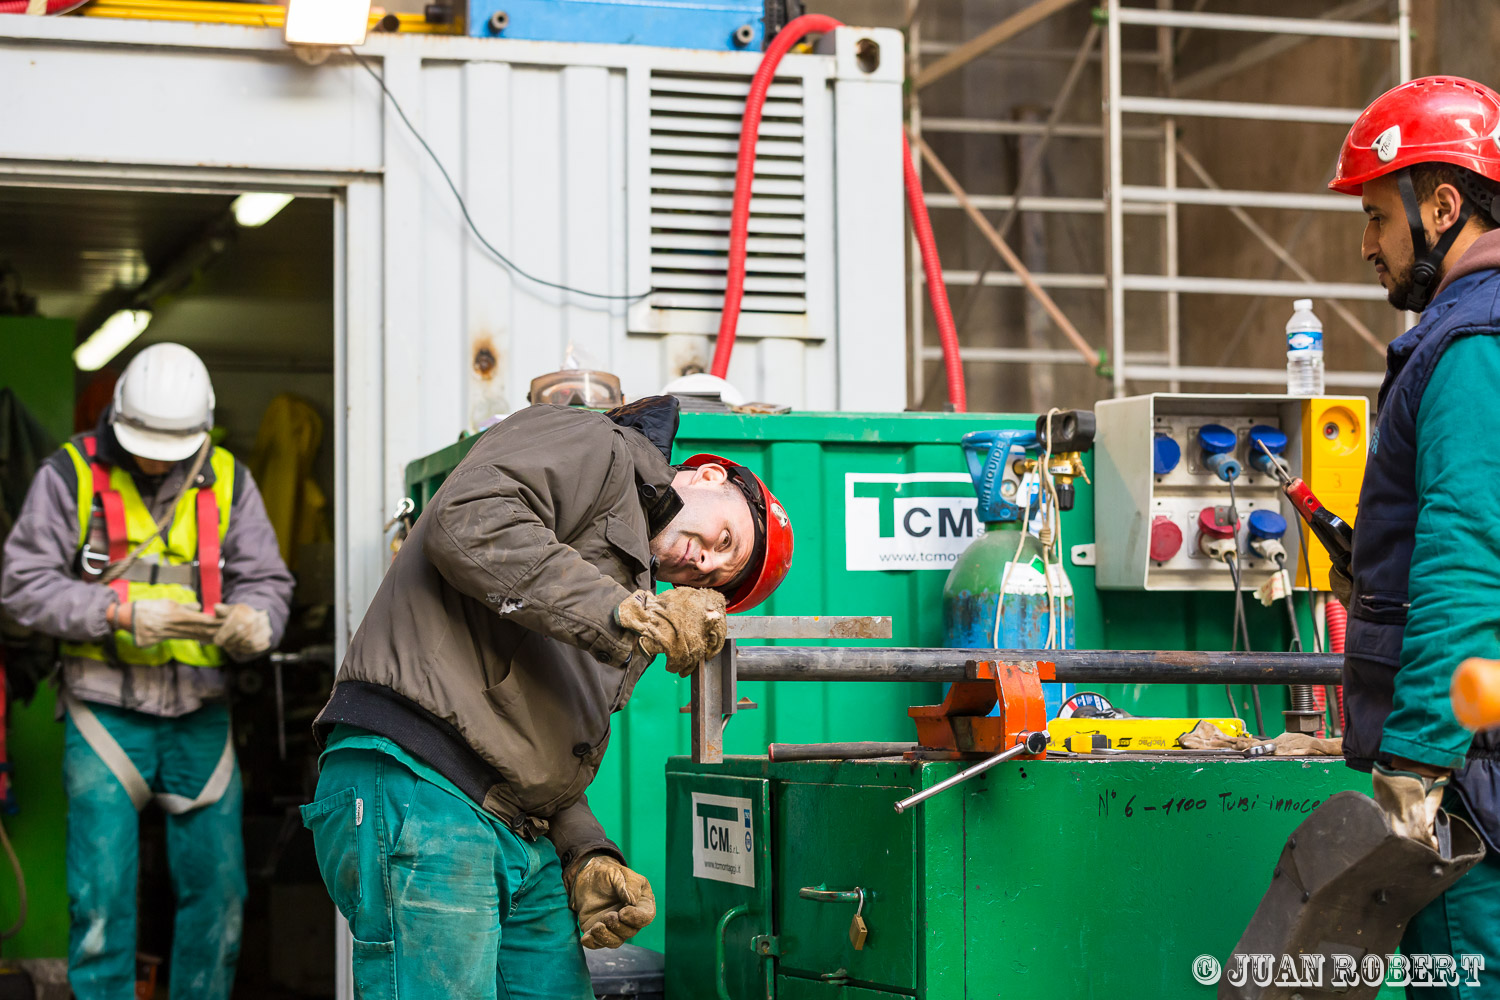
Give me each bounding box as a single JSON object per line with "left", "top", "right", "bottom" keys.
{"left": 285, "top": 0, "right": 372, "bottom": 46}
{"left": 75, "top": 310, "right": 152, "bottom": 372}
{"left": 231, "top": 192, "right": 295, "bottom": 228}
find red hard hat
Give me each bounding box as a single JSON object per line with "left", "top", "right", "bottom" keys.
{"left": 681, "top": 453, "right": 793, "bottom": 613}
{"left": 1330, "top": 76, "right": 1500, "bottom": 196}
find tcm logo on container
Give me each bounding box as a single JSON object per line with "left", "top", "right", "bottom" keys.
{"left": 691, "top": 793, "right": 754, "bottom": 887}
{"left": 845, "top": 473, "right": 980, "bottom": 572}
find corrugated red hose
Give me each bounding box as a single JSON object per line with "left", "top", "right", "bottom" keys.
{"left": 710, "top": 14, "right": 967, "bottom": 412}
{"left": 0, "top": 1, "right": 90, "bottom": 13}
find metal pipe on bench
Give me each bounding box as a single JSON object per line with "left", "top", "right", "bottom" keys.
{"left": 733, "top": 647, "right": 1343, "bottom": 684}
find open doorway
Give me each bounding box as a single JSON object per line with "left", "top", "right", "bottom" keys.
{"left": 0, "top": 183, "right": 338, "bottom": 999}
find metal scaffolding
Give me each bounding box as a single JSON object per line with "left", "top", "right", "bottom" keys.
{"left": 907, "top": 0, "right": 1411, "bottom": 404}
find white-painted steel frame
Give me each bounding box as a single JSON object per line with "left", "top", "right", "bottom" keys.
{"left": 1102, "top": 1, "right": 1409, "bottom": 397}
{"left": 906, "top": 0, "right": 1408, "bottom": 398}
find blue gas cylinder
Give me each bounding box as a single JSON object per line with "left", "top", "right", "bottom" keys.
{"left": 942, "top": 430, "right": 1073, "bottom": 719}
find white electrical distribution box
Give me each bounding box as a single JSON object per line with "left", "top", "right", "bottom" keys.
{"left": 1093, "top": 393, "right": 1365, "bottom": 591}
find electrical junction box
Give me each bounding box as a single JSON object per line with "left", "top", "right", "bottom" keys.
{"left": 469, "top": 0, "right": 776, "bottom": 49}
{"left": 1092, "top": 394, "right": 1368, "bottom": 592}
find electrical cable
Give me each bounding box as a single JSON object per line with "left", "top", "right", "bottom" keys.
{"left": 346, "top": 48, "right": 652, "bottom": 304}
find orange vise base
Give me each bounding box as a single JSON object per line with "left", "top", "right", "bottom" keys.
{"left": 907, "top": 659, "right": 1053, "bottom": 758}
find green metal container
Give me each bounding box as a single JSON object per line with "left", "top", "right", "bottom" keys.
{"left": 665, "top": 754, "right": 1397, "bottom": 1000}
{"left": 402, "top": 409, "right": 1314, "bottom": 950}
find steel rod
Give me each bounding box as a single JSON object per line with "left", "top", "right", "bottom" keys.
{"left": 1114, "top": 7, "right": 1399, "bottom": 40}
{"left": 1118, "top": 95, "right": 1360, "bottom": 125}
{"left": 733, "top": 647, "right": 1344, "bottom": 683}
{"left": 1119, "top": 184, "right": 1360, "bottom": 212}
{"left": 1120, "top": 274, "right": 1386, "bottom": 300}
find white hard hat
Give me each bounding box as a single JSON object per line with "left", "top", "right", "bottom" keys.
{"left": 111, "top": 343, "right": 216, "bottom": 463}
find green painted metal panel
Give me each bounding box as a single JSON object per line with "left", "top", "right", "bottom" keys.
{"left": 664, "top": 772, "right": 773, "bottom": 1000}
{"left": 774, "top": 783, "right": 915, "bottom": 989}
{"left": 667, "top": 755, "right": 1399, "bottom": 1000}
{"left": 777, "top": 979, "right": 908, "bottom": 1000}
{"left": 0, "top": 316, "right": 76, "bottom": 960}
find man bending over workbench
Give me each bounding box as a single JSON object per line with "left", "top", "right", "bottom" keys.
{"left": 302, "top": 394, "right": 792, "bottom": 1000}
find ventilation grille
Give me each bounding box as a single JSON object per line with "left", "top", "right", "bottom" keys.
{"left": 646, "top": 70, "right": 808, "bottom": 327}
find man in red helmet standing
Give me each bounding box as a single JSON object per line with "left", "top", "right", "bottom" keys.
{"left": 302, "top": 394, "right": 791, "bottom": 999}
{"left": 1330, "top": 75, "right": 1500, "bottom": 971}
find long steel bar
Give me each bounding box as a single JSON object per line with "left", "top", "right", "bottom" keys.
{"left": 733, "top": 647, "right": 1344, "bottom": 683}
{"left": 1172, "top": 0, "right": 1385, "bottom": 96}
{"left": 1114, "top": 7, "right": 1399, "bottom": 40}
{"left": 938, "top": 270, "right": 1106, "bottom": 289}
{"left": 727, "top": 615, "right": 892, "bottom": 639}
{"left": 925, "top": 194, "right": 1166, "bottom": 215}
{"left": 1120, "top": 185, "right": 1360, "bottom": 212}
{"left": 1121, "top": 274, "right": 1386, "bottom": 300}
{"left": 920, "top": 118, "right": 1158, "bottom": 139}
{"left": 923, "top": 346, "right": 1169, "bottom": 365}
{"left": 1118, "top": 95, "right": 1359, "bottom": 125}
{"left": 892, "top": 735, "right": 1042, "bottom": 814}
{"left": 1121, "top": 363, "right": 1384, "bottom": 389}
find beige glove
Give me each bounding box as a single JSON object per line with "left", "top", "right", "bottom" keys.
{"left": 616, "top": 588, "right": 728, "bottom": 676}
{"left": 213, "top": 603, "right": 274, "bottom": 662}
{"left": 1373, "top": 762, "right": 1450, "bottom": 850}
{"left": 1329, "top": 562, "right": 1352, "bottom": 609}
{"left": 564, "top": 855, "right": 657, "bottom": 950}
{"left": 129, "top": 599, "right": 219, "bottom": 647}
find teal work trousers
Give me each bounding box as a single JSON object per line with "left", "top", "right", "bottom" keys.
{"left": 1402, "top": 841, "right": 1500, "bottom": 998}
{"left": 63, "top": 701, "right": 246, "bottom": 1000}
{"left": 302, "top": 746, "right": 593, "bottom": 1000}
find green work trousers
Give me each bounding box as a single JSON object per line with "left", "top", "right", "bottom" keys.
{"left": 1402, "top": 841, "right": 1500, "bottom": 998}
{"left": 302, "top": 744, "right": 593, "bottom": 1000}
{"left": 63, "top": 701, "right": 245, "bottom": 1000}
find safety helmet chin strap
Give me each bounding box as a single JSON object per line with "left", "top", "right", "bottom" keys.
{"left": 1396, "top": 167, "right": 1474, "bottom": 313}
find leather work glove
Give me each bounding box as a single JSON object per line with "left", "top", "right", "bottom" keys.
{"left": 616, "top": 587, "right": 727, "bottom": 676}
{"left": 213, "top": 603, "right": 274, "bottom": 662}
{"left": 564, "top": 854, "right": 657, "bottom": 950}
{"left": 1329, "top": 561, "right": 1352, "bottom": 609}
{"left": 1372, "top": 762, "right": 1451, "bottom": 851}
{"left": 128, "top": 599, "right": 220, "bottom": 647}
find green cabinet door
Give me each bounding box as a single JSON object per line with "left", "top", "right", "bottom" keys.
{"left": 776, "top": 977, "right": 910, "bottom": 1000}
{"left": 666, "top": 773, "right": 774, "bottom": 1000}
{"left": 774, "top": 782, "right": 916, "bottom": 992}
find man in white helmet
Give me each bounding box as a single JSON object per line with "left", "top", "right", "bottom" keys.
{"left": 0, "top": 342, "right": 293, "bottom": 1000}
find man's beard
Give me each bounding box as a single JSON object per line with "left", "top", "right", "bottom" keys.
{"left": 1381, "top": 259, "right": 1417, "bottom": 311}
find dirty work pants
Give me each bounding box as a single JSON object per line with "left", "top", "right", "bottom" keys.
{"left": 1401, "top": 800, "right": 1500, "bottom": 999}
{"left": 302, "top": 746, "right": 593, "bottom": 1000}
{"left": 63, "top": 701, "right": 246, "bottom": 1000}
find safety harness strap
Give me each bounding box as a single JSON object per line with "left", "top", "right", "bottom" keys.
{"left": 196, "top": 489, "right": 222, "bottom": 612}
{"left": 79, "top": 434, "right": 223, "bottom": 609}
{"left": 62, "top": 692, "right": 235, "bottom": 815}
{"left": 82, "top": 436, "right": 131, "bottom": 602}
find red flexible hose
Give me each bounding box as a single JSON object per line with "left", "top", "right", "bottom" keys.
{"left": 711, "top": 13, "right": 842, "bottom": 381}
{"left": 711, "top": 15, "right": 968, "bottom": 412}
{"left": 0, "top": 1, "right": 89, "bottom": 12}
{"left": 902, "top": 133, "right": 966, "bottom": 412}
{"left": 1326, "top": 597, "right": 1347, "bottom": 728}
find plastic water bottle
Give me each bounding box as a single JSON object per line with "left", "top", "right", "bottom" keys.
{"left": 1286, "top": 298, "right": 1325, "bottom": 396}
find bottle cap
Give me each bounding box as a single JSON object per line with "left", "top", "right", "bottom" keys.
{"left": 1293, "top": 298, "right": 1312, "bottom": 311}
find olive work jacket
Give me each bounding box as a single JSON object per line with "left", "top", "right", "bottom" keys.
{"left": 316, "top": 397, "right": 683, "bottom": 869}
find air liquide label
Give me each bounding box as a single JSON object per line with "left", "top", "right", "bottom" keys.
{"left": 691, "top": 792, "right": 755, "bottom": 887}
{"left": 845, "top": 472, "right": 981, "bottom": 571}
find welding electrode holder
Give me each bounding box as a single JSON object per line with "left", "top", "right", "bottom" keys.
{"left": 891, "top": 730, "right": 1048, "bottom": 814}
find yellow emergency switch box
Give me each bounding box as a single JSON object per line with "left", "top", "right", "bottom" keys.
{"left": 1296, "top": 397, "right": 1368, "bottom": 591}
